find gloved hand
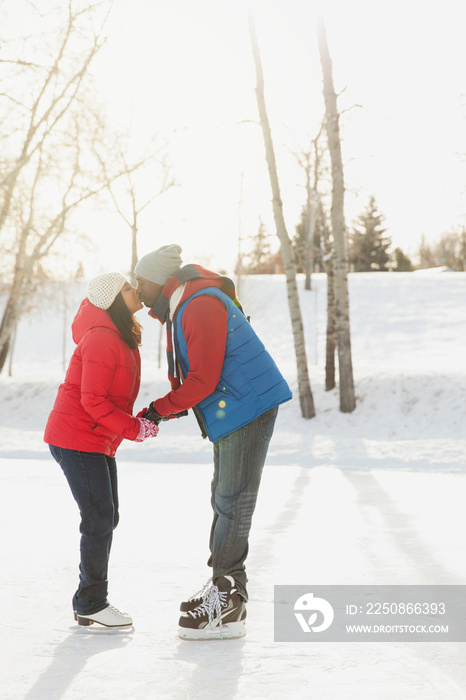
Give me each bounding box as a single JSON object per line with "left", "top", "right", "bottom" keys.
{"left": 143, "top": 402, "right": 188, "bottom": 424}
{"left": 135, "top": 417, "right": 160, "bottom": 442}
{"left": 142, "top": 403, "right": 163, "bottom": 424}
{"left": 136, "top": 407, "right": 148, "bottom": 419}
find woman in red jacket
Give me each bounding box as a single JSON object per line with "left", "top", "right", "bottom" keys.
{"left": 44, "top": 272, "right": 158, "bottom": 628}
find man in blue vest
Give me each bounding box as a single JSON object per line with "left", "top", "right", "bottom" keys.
{"left": 135, "top": 244, "right": 292, "bottom": 640}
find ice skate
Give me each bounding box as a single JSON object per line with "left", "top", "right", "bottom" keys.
{"left": 74, "top": 604, "right": 133, "bottom": 628}
{"left": 178, "top": 575, "right": 247, "bottom": 640}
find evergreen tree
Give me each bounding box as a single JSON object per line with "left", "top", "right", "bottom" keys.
{"left": 394, "top": 247, "right": 414, "bottom": 271}
{"left": 349, "top": 196, "right": 391, "bottom": 271}
{"left": 247, "top": 218, "right": 273, "bottom": 274}
{"left": 293, "top": 204, "right": 323, "bottom": 274}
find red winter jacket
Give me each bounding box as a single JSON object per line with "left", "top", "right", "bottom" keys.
{"left": 44, "top": 298, "right": 141, "bottom": 457}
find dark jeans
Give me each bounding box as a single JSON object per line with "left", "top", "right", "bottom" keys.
{"left": 208, "top": 406, "right": 278, "bottom": 600}
{"left": 49, "top": 445, "right": 119, "bottom": 615}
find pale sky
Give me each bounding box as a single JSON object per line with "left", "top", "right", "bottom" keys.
{"left": 86, "top": 0, "right": 466, "bottom": 274}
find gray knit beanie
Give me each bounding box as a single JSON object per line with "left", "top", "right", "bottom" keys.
{"left": 134, "top": 244, "right": 183, "bottom": 286}
{"left": 87, "top": 272, "right": 127, "bottom": 310}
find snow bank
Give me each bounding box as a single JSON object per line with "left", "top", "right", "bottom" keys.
{"left": 1, "top": 272, "right": 466, "bottom": 699}
{"left": 1, "top": 273, "right": 465, "bottom": 471}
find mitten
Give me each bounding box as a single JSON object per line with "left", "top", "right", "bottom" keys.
{"left": 136, "top": 407, "right": 148, "bottom": 418}
{"left": 135, "top": 417, "right": 160, "bottom": 442}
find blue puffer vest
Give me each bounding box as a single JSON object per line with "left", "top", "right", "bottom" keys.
{"left": 173, "top": 287, "right": 292, "bottom": 442}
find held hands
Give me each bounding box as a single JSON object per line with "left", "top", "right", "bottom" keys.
{"left": 135, "top": 417, "right": 160, "bottom": 442}
{"left": 142, "top": 402, "right": 188, "bottom": 424}
{"left": 142, "top": 402, "right": 164, "bottom": 424}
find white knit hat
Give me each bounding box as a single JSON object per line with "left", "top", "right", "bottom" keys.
{"left": 87, "top": 272, "right": 127, "bottom": 310}
{"left": 134, "top": 244, "right": 182, "bottom": 286}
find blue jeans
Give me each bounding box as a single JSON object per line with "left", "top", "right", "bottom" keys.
{"left": 208, "top": 406, "right": 278, "bottom": 600}
{"left": 49, "top": 445, "right": 119, "bottom": 615}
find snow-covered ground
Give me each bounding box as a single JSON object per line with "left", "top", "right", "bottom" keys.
{"left": 1, "top": 272, "right": 466, "bottom": 699}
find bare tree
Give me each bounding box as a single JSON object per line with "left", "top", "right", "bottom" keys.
{"left": 293, "top": 120, "right": 326, "bottom": 291}
{"left": 317, "top": 14, "right": 356, "bottom": 413}
{"left": 94, "top": 131, "right": 178, "bottom": 281}
{"left": 294, "top": 150, "right": 316, "bottom": 290}
{"left": 248, "top": 11, "right": 315, "bottom": 419}
{"left": 0, "top": 1, "right": 115, "bottom": 373}
{"left": 0, "top": 2, "right": 111, "bottom": 228}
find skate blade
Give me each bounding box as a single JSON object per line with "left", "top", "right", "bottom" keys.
{"left": 178, "top": 620, "right": 246, "bottom": 641}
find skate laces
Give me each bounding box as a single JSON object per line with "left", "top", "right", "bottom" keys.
{"left": 107, "top": 605, "right": 127, "bottom": 616}
{"left": 190, "top": 585, "right": 227, "bottom": 625}
{"left": 188, "top": 578, "right": 213, "bottom": 603}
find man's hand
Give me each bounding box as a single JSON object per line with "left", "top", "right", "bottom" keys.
{"left": 143, "top": 402, "right": 188, "bottom": 424}
{"left": 143, "top": 402, "right": 164, "bottom": 424}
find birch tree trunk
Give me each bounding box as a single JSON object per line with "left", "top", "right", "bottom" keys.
{"left": 0, "top": 231, "right": 30, "bottom": 373}
{"left": 304, "top": 186, "right": 316, "bottom": 291}
{"left": 325, "top": 253, "right": 336, "bottom": 391}
{"left": 317, "top": 15, "right": 356, "bottom": 413}
{"left": 249, "top": 12, "right": 315, "bottom": 418}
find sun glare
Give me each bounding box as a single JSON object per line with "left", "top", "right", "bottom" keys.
{"left": 66, "top": 0, "right": 466, "bottom": 271}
